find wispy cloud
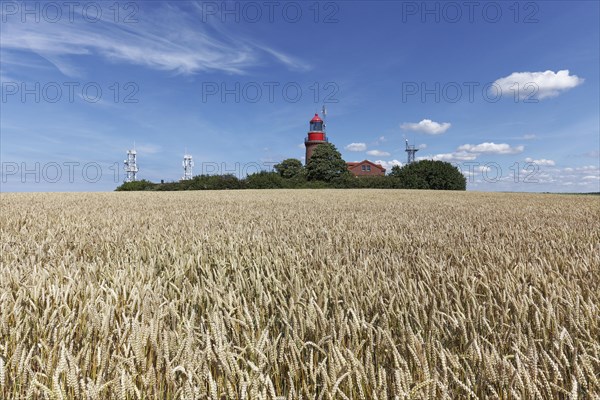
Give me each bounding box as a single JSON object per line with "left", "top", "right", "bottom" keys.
{"left": 255, "top": 45, "right": 311, "bottom": 72}
{"left": 373, "top": 136, "right": 386, "bottom": 145}
{"left": 0, "top": 3, "right": 308, "bottom": 77}
{"left": 135, "top": 144, "right": 161, "bottom": 155}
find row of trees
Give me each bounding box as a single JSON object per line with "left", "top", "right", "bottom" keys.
{"left": 116, "top": 143, "right": 466, "bottom": 191}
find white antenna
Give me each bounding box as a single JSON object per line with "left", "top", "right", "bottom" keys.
{"left": 182, "top": 152, "right": 194, "bottom": 180}
{"left": 321, "top": 105, "right": 327, "bottom": 133}
{"left": 124, "top": 145, "right": 138, "bottom": 182}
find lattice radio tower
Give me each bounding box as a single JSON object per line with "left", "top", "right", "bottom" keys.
{"left": 182, "top": 152, "right": 194, "bottom": 180}
{"left": 405, "top": 139, "right": 419, "bottom": 164}
{"left": 123, "top": 146, "right": 138, "bottom": 182}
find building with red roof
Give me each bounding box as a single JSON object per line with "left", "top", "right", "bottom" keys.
{"left": 346, "top": 160, "right": 386, "bottom": 176}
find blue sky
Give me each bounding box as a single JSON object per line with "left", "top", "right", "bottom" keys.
{"left": 1, "top": 0, "right": 599, "bottom": 192}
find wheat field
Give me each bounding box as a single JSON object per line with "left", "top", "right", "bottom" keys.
{"left": 1, "top": 190, "right": 598, "bottom": 399}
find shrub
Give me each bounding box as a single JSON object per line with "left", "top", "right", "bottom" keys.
{"left": 245, "top": 171, "right": 285, "bottom": 189}
{"left": 115, "top": 179, "right": 157, "bottom": 191}
{"left": 390, "top": 160, "right": 466, "bottom": 190}
{"left": 185, "top": 174, "right": 243, "bottom": 190}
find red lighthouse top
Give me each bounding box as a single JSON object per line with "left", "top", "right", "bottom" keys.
{"left": 307, "top": 112, "right": 326, "bottom": 143}
{"left": 310, "top": 113, "right": 323, "bottom": 123}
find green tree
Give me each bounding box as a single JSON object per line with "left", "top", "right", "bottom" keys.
{"left": 274, "top": 158, "right": 305, "bottom": 179}
{"left": 306, "top": 143, "right": 350, "bottom": 182}
{"left": 389, "top": 160, "right": 466, "bottom": 190}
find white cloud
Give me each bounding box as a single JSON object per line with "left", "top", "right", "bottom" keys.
{"left": 367, "top": 150, "right": 391, "bottom": 157}
{"left": 0, "top": 3, "right": 308, "bottom": 77}
{"left": 522, "top": 134, "right": 537, "bottom": 140}
{"left": 582, "top": 166, "right": 598, "bottom": 171}
{"left": 372, "top": 136, "right": 386, "bottom": 145}
{"left": 525, "top": 157, "right": 555, "bottom": 166}
{"left": 426, "top": 151, "right": 478, "bottom": 162}
{"left": 570, "top": 165, "right": 599, "bottom": 172}
{"left": 256, "top": 45, "right": 311, "bottom": 72}
{"left": 458, "top": 142, "right": 524, "bottom": 155}
{"left": 372, "top": 159, "right": 403, "bottom": 171}
{"left": 401, "top": 119, "right": 451, "bottom": 135}
{"left": 418, "top": 144, "right": 427, "bottom": 149}
{"left": 345, "top": 143, "right": 367, "bottom": 152}
{"left": 493, "top": 70, "right": 584, "bottom": 100}
{"left": 461, "top": 165, "right": 491, "bottom": 176}
{"left": 533, "top": 165, "right": 600, "bottom": 189}
{"left": 418, "top": 142, "right": 524, "bottom": 163}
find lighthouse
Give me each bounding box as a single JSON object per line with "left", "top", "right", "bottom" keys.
{"left": 304, "top": 113, "right": 328, "bottom": 164}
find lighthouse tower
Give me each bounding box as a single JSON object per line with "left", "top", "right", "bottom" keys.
{"left": 304, "top": 113, "right": 328, "bottom": 164}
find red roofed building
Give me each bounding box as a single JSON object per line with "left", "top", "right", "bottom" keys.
{"left": 347, "top": 160, "right": 386, "bottom": 176}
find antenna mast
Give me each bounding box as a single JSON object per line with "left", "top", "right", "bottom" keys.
{"left": 321, "top": 105, "right": 328, "bottom": 141}
{"left": 405, "top": 139, "right": 418, "bottom": 164}
{"left": 182, "top": 152, "right": 194, "bottom": 180}
{"left": 124, "top": 146, "right": 138, "bottom": 182}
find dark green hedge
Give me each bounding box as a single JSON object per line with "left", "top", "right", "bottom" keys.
{"left": 115, "top": 161, "right": 466, "bottom": 191}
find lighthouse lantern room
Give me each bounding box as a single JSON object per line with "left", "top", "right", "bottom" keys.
{"left": 304, "top": 113, "right": 328, "bottom": 164}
